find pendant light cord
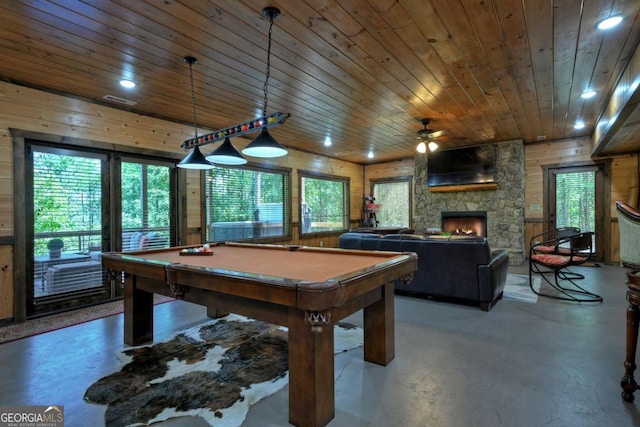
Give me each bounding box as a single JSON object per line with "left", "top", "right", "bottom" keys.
{"left": 262, "top": 14, "right": 274, "bottom": 117}
{"left": 187, "top": 58, "right": 198, "bottom": 138}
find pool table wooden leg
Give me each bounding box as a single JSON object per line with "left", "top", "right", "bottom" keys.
{"left": 123, "top": 274, "right": 154, "bottom": 346}
{"left": 287, "top": 308, "right": 335, "bottom": 427}
{"left": 363, "top": 281, "right": 395, "bottom": 365}
{"left": 622, "top": 290, "right": 640, "bottom": 402}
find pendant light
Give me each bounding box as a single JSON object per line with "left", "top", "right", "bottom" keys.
{"left": 206, "top": 137, "right": 247, "bottom": 165}
{"left": 242, "top": 7, "right": 288, "bottom": 158}
{"left": 177, "top": 56, "right": 214, "bottom": 169}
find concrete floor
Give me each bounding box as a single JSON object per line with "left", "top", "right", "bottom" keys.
{"left": 1, "top": 263, "right": 639, "bottom": 427}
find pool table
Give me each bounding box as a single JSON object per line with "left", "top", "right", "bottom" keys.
{"left": 101, "top": 242, "right": 416, "bottom": 427}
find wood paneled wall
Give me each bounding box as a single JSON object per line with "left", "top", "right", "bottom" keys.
{"left": 0, "top": 245, "right": 13, "bottom": 319}
{"left": 0, "top": 127, "right": 12, "bottom": 238}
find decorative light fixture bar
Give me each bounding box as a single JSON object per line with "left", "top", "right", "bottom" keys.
{"left": 181, "top": 112, "right": 290, "bottom": 150}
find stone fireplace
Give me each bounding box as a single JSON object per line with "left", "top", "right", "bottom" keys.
{"left": 413, "top": 140, "right": 525, "bottom": 265}
{"left": 442, "top": 211, "right": 487, "bottom": 236}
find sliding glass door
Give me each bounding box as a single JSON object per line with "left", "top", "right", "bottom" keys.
{"left": 29, "top": 146, "right": 108, "bottom": 316}
{"left": 25, "top": 146, "right": 178, "bottom": 318}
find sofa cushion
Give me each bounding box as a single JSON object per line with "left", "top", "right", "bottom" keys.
{"left": 45, "top": 260, "right": 102, "bottom": 295}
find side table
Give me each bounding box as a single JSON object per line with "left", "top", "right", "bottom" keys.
{"left": 622, "top": 270, "right": 640, "bottom": 402}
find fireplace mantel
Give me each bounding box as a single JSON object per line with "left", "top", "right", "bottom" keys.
{"left": 429, "top": 183, "right": 498, "bottom": 193}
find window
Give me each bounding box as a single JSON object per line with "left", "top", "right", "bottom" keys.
{"left": 121, "top": 160, "right": 173, "bottom": 251}
{"left": 555, "top": 170, "right": 596, "bottom": 232}
{"left": 31, "top": 147, "right": 105, "bottom": 306}
{"left": 299, "top": 171, "right": 349, "bottom": 235}
{"left": 372, "top": 178, "right": 412, "bottom": 228}
{"left": 205, "top": 165, "right": 290, "bottom": 242}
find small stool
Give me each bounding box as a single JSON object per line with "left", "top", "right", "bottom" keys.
{"left": 622, "top": 270, "right": 640, "bottom": 402}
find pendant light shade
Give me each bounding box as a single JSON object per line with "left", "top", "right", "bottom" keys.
{"left": 206, "top": 137, "right": 248, "bottom": 165}
{"left": 416, "top": 141, "right": 427, "bottom": 153}
{"left": 428, "top": 141, "right": 439, "bottom": 152}
{"left": 178, "top": 145, "right": 214, "bottom": 169}
{"left": 242, "top": 128, "right": 287, "bottom": 158}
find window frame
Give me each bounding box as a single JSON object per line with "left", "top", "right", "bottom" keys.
{"left": 26, "top": 143, "right": 110, "bottom": 315}
{"left": 298, "top": 169, "right": 350, "bottom": 238}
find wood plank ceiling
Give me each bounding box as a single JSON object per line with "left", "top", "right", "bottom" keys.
{"left": 0, "top": 0, "right": 638, "bottom": 164}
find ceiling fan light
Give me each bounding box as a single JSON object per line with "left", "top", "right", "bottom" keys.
{"left": 416, "top": 142, "right": 427, "bottom": 153}
{"left": 178, "top": 145, "right": 214, "bottom": 169}
{"left": 428, "top": 141, "right": 439, "bottom": 152}
{"left": 242, "top": 128, "right": 288, "bottom": 158}
{"left": 206, "top": 137, "right": 247, "bottom": 165}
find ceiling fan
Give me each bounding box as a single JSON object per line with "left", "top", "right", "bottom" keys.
{"left": 416, "top": 119, "right": 446, "bottom": 153}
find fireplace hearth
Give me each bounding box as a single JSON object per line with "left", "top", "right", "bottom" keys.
{"left": 442, "top": 211, "right": 487, "bottom": 237}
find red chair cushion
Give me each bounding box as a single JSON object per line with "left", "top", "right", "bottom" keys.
{"left": 532, "top": 253, "right": 586, "bottom": 267}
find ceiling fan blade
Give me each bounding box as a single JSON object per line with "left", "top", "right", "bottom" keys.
{"left": 428, "top": 130, "right": 446, "bottom": 138}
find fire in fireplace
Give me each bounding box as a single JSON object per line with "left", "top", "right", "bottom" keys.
{"left": 441, "top": 211, "right": 487, "bottom": 237}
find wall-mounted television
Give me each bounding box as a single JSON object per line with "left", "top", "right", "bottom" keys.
{"left": 427, "top": 145, "right": 496, "bottom": 187}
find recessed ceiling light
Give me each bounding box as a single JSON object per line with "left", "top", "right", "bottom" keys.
{"left": 574, "top": 120, "right": 586, "bottom": 130}
{"left": 580, "top": 90, "right": 596, "bottom": 99}
{"left": 597, "top": 16, "right": 623, "bottom": 30}
{"left": 119, "top": 79, "right": 136, "bottom": 89}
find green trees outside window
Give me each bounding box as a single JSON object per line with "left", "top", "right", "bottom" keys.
{"left": 33, "top": 151, "right": 102, "bottom": 255}
{"left": 300, "top": 173, "right": 349, "bottom": 234}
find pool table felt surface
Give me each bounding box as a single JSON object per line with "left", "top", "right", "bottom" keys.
{"left": 121, "top": 244, "right": 403, "bottom": 284}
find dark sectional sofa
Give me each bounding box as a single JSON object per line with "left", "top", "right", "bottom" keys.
{"left": 339, "top": 232, "right": 509, "bottom": 311}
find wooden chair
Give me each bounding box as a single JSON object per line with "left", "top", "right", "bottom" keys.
{"left": 617, "top": 201, "right": 640, "bottom": 269}
{"left": 529, "top": 231, "right": 602, "bottom": 302}
{"left": 617, "top": 201, "right": 640, "bottom": 402}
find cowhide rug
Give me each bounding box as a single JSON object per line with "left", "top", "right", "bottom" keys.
{"left": 84, "top": 314, "right": 363, "bottom": 427}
